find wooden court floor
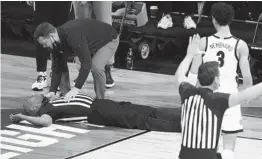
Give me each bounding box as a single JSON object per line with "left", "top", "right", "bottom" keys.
{"left": 1, "top": 54, "right": 262, "bottom": 159}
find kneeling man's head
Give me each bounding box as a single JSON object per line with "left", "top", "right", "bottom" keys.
{"left": 34, "top": 22, "right": 56, "bottom": 49}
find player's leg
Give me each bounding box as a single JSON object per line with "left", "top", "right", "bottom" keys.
{"left": 222, "top": 133, "right": 238, "bottom": 159}
{"left": 220, "top": 86, "right": 243, "bottom": 159}
{"left": 221, "top": 105, "right": 243, "bottom": 159}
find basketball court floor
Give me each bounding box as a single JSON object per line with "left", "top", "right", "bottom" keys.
{"left": 1, "top": 54, "right": 262, "bottom": 159}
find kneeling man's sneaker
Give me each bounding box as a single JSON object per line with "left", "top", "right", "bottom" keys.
{"left": 105, "top": 65, "right": 115, "bottom": 88}
{"left": 32, "top": 73, "right": 47, "bottom": 91}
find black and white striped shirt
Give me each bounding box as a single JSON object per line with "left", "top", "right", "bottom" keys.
{"left": 39, "top": 93, "right": 95, "bottom": 121}
{"left": 179, "top": 83, "right": 229, "bottom": 159}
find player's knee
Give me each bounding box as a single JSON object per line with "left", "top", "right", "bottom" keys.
{"left": 222, "top": 133, "right": 238, "bottom": 151}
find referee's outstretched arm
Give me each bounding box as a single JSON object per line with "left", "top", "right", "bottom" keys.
{"left": 175, "top": 34, "right": 201, "bottom": 87}
{"left": 229, "top": 82, "right": 262, "bottom": 107}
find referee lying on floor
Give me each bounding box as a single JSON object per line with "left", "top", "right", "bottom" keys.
{"left": 10, "top": 93, "right": 181, "bottom": 132}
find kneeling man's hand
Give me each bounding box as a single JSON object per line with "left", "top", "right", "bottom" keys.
{"left": 64, "top": 87, "right": 79, "bottom": 102}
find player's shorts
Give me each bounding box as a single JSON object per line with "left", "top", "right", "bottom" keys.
{"left": 217, "top": 86, "right": 243, "bottom": 133}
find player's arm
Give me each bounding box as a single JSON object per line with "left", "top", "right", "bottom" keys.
{"left": 237, "top": 40, "right": 253, "bottom": 89}
{"left": 228, "top": 82, "right": 262, "bottom": 107}
{"left": 188, "top": 37, "right": 206, "bottom": 85}
{"left": 10, "top": 113, "right": 53, "bottom": 127}
{"left": 175, "top": 34, "right": 200, "bottom": 87}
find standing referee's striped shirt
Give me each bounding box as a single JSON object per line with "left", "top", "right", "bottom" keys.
{"left": 178, "top": 83, "right": 229, "bottom": 159}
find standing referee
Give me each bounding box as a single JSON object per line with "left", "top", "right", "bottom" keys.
{"left": 175, "top": 34, "right": 262, "bottom": 159}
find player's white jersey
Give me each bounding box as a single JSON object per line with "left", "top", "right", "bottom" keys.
{"left": 203, "top": 35, "right": 240, "bottom": 88}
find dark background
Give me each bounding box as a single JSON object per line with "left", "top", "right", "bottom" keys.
{"left": 1, "top": 1, "right": 262, "bottom": 76}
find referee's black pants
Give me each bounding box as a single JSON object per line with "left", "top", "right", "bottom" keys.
{"left": 88, "top": 99, "right": 182, "bottom": 132}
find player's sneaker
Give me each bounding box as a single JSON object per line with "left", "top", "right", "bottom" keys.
{"left": 105, "top": 65, "right": 115, "bottom": 88}
{"left": 32, "top": 72, "right": 48, "bottom": 91}
{"left": 157, "top": 14, "right": 173, "bottom": 29}
{"left": 183, "top": 16, "right": 197, "bottom": 29}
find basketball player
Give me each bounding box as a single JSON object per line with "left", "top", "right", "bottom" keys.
{"left": 9, "top": 93, "right": 181, "bottom": 132}
{"left": 34, "top": 18, "right": 119, "bottom": 100}
{"left": 188, "top": 3, "right": 253, "bottom": 159}
{"left": 175, "top": 34, "right": 262, "bottom": 159}
{"left": 72, "top": 1, "right": 115, "bottom": 88}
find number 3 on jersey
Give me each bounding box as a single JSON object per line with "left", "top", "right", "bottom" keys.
{"left": 216, "top": 51, "right": 225, "bottom": 67}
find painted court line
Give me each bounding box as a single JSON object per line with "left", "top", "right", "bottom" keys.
{"left": 66, "top": 130, "right": 149, "bottom": 159}
{"left": 70, "top": 131, "right": 262, "bottom": 159}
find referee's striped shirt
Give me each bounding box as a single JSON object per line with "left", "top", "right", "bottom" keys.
{"left": 39, "top": 93, "right": 95, "bottom": 121}
{"left": 178, "top": 83, "right": 229, "bottom": 159}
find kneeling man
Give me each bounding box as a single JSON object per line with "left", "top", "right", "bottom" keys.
{"left": 34, "top": 18, "right": 119, "bottom": 100}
